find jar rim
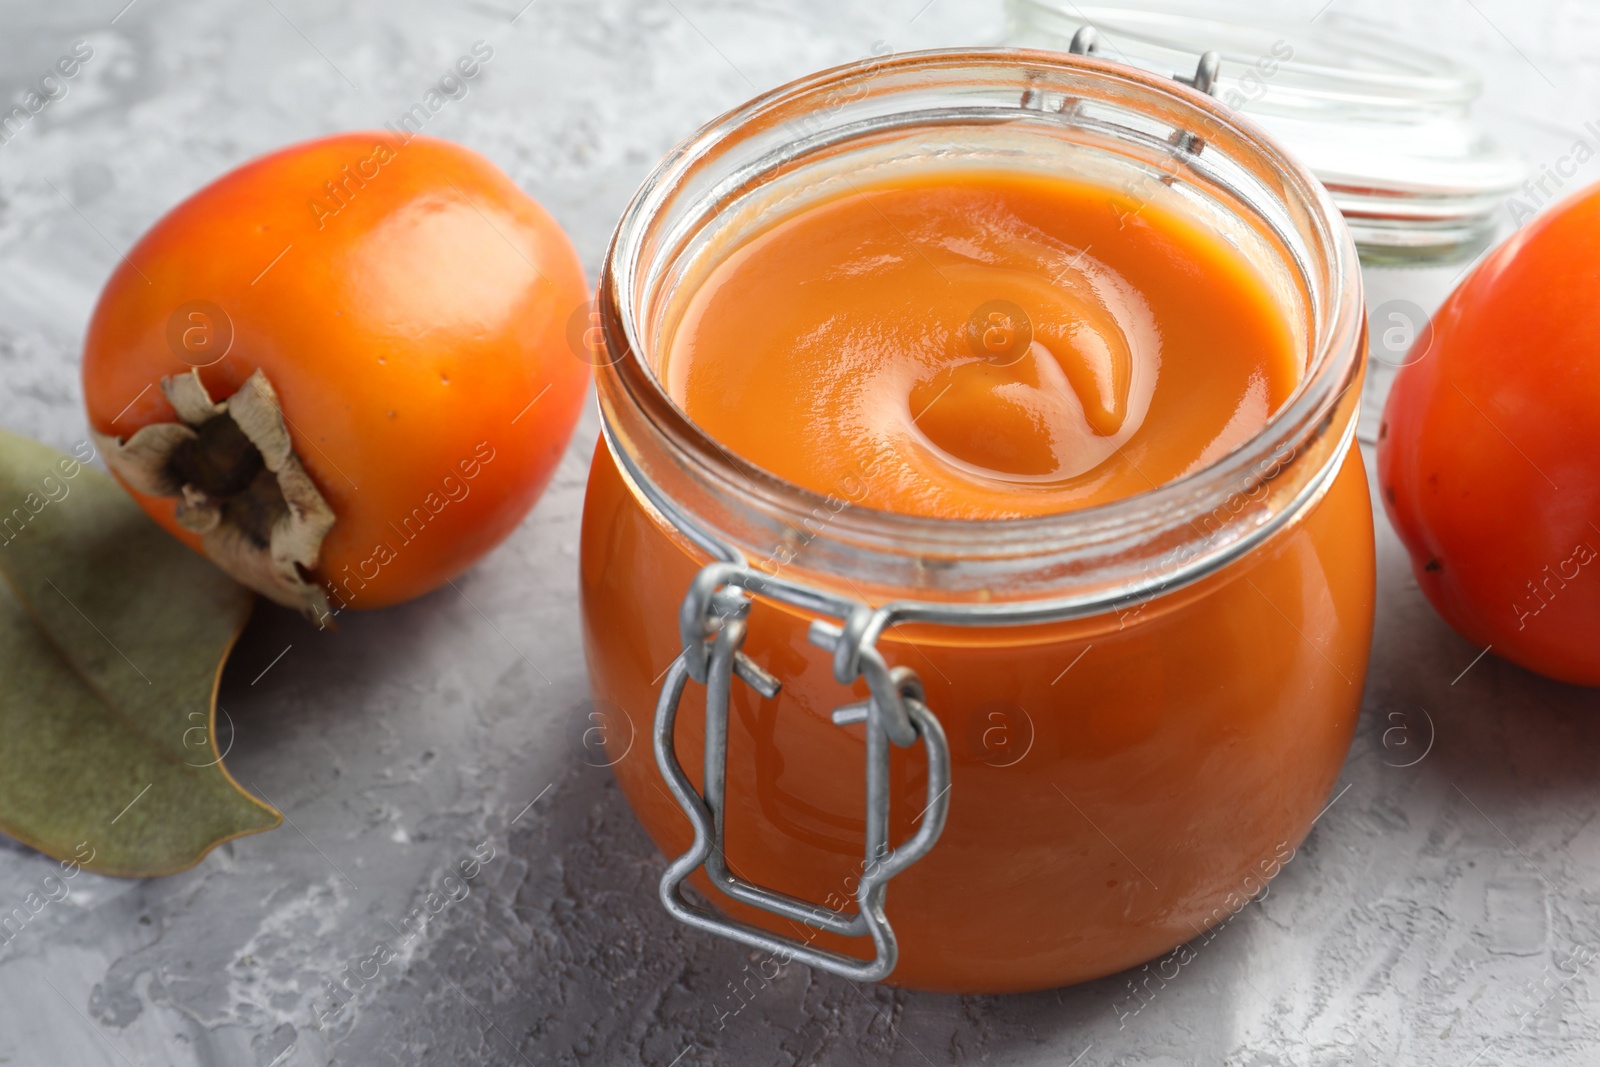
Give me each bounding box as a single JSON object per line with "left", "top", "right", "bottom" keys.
{"left": 596, "top": 47, "right": 1365, "bottom": 607}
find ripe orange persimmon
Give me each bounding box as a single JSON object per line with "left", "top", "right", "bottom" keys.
{"left": 1379, "top": 181, "right": 1600, "bottom": 686}
{"left": 82, "top": 132, "right": 590, "bottom": 620}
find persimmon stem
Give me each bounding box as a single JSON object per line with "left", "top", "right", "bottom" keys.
{"left": 94, "top": 369, "right": 335, "bottom": 621}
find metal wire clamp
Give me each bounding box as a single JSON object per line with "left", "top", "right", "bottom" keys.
{"left": 1067, "top": 25, "right": 1220, "bottom": 153}
{"left": 653, "top": 560, "right": 952, "bottom": 982}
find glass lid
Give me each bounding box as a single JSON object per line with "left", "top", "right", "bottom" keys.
{"left": 1006, "top": 0, "right": 1526, "bottom": 263}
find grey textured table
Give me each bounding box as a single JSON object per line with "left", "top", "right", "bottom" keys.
{"left": 2, "top": 1, "right": 1598, "bottom": 1064}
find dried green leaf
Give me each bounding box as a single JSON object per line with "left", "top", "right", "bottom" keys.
{"left": 0, "top": 428, "right": 279, "bottom": 877}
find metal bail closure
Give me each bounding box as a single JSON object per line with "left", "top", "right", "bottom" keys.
{"left": 653, "top": 561, "right": 952, "bottom": 982}
{"left": 1067, "top": 24, "right": 1220, "bottom": 153}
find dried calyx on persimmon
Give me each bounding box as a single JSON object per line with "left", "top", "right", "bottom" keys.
{"left": 92, "top": 369, "right": 334, "bottom": 620}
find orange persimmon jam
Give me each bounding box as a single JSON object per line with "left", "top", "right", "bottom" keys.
{"left": 580, "top": 50, "right": 1373, "bottom": 994}
{"left": 663, "top": 169, "right": 1300, "bottom": 517}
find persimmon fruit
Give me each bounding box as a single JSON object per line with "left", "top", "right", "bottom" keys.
{"left": 82, "top": 132, "right": 590, "bottom": 620}
{"left": 1379, "top": 182, "right": 1600, "bottom": 686}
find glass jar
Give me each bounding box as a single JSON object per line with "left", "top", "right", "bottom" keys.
{"left": 580, "top": 47, "right": 1372, "bottom": 993}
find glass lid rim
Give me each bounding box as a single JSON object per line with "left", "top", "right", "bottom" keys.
{"left": 1008, "top": 0, "right": 1485, "bottom": 102}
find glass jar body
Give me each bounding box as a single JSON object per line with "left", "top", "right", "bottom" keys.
{"left": 579, "top": 437, "right": 1373, "bottom": 993}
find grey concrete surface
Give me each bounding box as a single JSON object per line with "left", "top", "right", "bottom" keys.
{"left": 1, "top": 0, "right": 1598, "bottom": 1064}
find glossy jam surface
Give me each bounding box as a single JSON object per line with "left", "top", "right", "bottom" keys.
{"left": 663, "top": 169, "right": 1301, "bottom": 518}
